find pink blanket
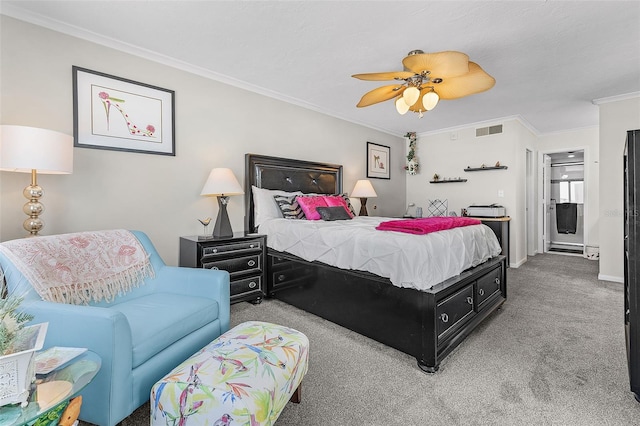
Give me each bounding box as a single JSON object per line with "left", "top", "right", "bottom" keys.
{"left": 376, "top": 217, "right": 482, "bottom": 235}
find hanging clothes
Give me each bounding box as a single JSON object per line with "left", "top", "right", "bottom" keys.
{"left": 556, "top": 203, "right": 578, "bottom": 234}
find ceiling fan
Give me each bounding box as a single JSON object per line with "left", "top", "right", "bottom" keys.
{"left": 352, "top": 50, "right": 495, "bottom": 117}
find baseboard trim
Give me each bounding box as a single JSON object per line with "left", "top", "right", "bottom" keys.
{"left": 509, "top": 258, "right": 527, "bottom": 268}
{"left": 598, "top": 274, "right": 624, "bottom": 283}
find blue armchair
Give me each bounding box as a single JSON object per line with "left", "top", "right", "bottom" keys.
{"left": 0, "top": 230, "right": 230, "bottom": 426}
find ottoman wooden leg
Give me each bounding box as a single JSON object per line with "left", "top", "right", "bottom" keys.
{"left": 290, "top": 383, "right": 302, "bottom": 403}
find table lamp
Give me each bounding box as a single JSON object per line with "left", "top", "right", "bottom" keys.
{"left": 0, "top": 125, "right": 74, "bottom": 236}
{"left": 351, "top": 179, "right": 377, "bottom": 216}
{"left": 200, "top": 168, "right": 244, "bottom": 238}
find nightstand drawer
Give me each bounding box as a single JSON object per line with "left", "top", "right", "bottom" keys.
{"left": 202, "top": 239, "right": 262, "bottom": 258}
{"left": 203, "top": 254, "right": 262, "bottom": 276}
{"left": 231, "top": 275, "right": 262, "bottom": 297}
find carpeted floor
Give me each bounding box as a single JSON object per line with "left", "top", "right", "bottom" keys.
{"left": 107, "top": 254, "right": 640, "bottom": 425}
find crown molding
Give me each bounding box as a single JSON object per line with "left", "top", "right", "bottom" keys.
{"left": 537, "top": 124, "right": 599, "bottom": 138}
{"left": 417, "top": 115, "right": 541, "bottom": 138}
{"left": 592, "top": 91, "right": 640, "bottom": 105}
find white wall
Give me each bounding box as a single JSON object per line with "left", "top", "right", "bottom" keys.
{"left": 0, "top": 16, "right": 405, "bottom": 265}
{"left": 536, "top": 127, "right": 599, "bottom": 250}
{"left": 514, "top": 121, "right": 537, "bottom": 264}
{"left": 407, "top": 119, "right": 535, "bottom": 267}
{"left": 598, "top": 96, "right": 640, "bottom": 282}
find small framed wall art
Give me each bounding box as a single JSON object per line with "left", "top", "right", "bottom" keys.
{"left": 366, "top": 142, "right": 390, "bottom": 179}
{"left": 73, "top": 66, "right": 175, "bottom": 155}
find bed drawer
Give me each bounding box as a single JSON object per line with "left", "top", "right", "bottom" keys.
{"left": 271, "top": 265, "right": 314, "bottom": 290}
{"left": 268, "top": 255, "right": 315, "bottom": 294}
{"left": 203, "top": 254, "right": 262, "bottom": 277}
{"left": 436, "top": 284, "right": 475, "bottom": 342}
{"left": 476, "top": 265, "right": 503, "bottom": 308}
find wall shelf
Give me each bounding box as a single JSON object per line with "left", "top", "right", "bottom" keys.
{"left": 429, "top": 179, "right": 467, "bottom": 184}
{"left": 464, "top": 166, "right": 508, "bottom": 172}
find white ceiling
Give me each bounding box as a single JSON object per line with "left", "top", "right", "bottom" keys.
{"left": 3, "top": 1, "right": 639, "bottom": 136}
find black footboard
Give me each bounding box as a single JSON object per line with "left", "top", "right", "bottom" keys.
{"left": 268, "top": 251, "right": 507, "bottom": 372}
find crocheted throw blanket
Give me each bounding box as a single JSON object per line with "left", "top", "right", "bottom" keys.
{"left": 0, "top": 229, "right": 153, "bottom": 304}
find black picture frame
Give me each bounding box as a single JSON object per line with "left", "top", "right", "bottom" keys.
{"left": 73, "top": 66, "right": 175, "bottom": 156}
{"left": 366, "top": 142, "right": 390, "bottom": 179}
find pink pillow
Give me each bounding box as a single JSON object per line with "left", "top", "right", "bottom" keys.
{"left": 296, "top": 196, "right": 328, "bottom": 220}
{"left": 323, "top": 196, "right": 354, "bottom": 218}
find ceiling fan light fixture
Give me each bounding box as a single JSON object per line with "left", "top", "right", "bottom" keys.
{"left": 395, "top": 96, "right": 410, "bottom": 115}
{"left": 422, "top": 89, "right": 440, "bottom": 111}
{"left": 352, "top": 49, "right": 495, "bottom": 118}
{"left": 402, "top": 86, "right": 420, "bottom": 106}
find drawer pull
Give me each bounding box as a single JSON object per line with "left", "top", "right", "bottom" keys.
{"left": 440, "top": 313, "right": 449, "bottom": 323}
{"left": 467, "top": 297, "right": 473, "bottom": 305}
{"left": 247, "top": 260, "right": 256, "bottom": 267}
{"left": 249, "top": 244, "right": 255, "bottom": 248}
{"left": 249, "top": 281, "right": 257, "bottom": 289}
{"left": 478, "top": 288, "right": 485, "bottom": 296}
{"left": 277, "top": 274, "right": 286, "bottom": 282}
{"left": 495, "top": 278, "right": 500, "bottom": 285}
{"left": 211, "top": 266, "right": 219, "bottom": 270}
{"left": 212, "top": 248, "right": 218, "bottom": 253}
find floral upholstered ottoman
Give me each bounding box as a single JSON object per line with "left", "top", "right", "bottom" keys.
{"left": 150, "top": 321, "right": 309, "bottom": 425}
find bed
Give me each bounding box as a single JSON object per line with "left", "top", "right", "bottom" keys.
{"left": 244, "top": 153, "right": 507, "bottom": 372}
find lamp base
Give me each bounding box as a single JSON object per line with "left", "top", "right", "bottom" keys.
{"left": 23, "top": 176, "right": 44, "bottom": 236}
{"left": 212, "top": 196, "right": 234, "bottom": 239}
{"left": 358, "top": 197, "right": 368, "bottom": 216}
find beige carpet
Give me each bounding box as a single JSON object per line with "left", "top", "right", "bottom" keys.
{"left": 91, "top": 254, "right": 640, "bottom": 425}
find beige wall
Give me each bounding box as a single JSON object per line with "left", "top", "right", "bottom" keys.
{"left": 598, "top": 96, "right": 640, "bottom": 282}
{"left": 407, "top": 119, "right": 535, "bottom": 267}
{"left": 0, "top": 16, "right": 405, "bottom": 265}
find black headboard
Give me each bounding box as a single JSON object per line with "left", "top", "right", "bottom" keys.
{"left": 244, "top": 154, "right": 343, "bottom": 232}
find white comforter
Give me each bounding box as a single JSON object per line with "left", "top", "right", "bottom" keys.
{"left": 259, "top": 217, "right": 502, "bottom": 291}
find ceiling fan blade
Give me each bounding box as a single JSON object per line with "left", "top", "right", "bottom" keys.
{"left": 356, "top": 85, "right": 406, "bottom": 107}
{"left": 433, "top": 62, "right": 496, "bottom": 100}
{"left": 352, "top": 71, "right": 415, "bottom": 81}
{"left": 402, "top": 51, "right": 470, "bottom": 78}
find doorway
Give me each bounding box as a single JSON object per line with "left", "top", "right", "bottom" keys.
{"left": 540, "top": 150, "right": 585, "bottom": 255}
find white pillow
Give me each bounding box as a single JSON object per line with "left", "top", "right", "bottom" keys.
{"left": 252, "top": 186, "right": 303, "bottom": 228}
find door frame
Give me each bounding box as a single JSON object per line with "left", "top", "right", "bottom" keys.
{"left": 537, "top": 146, "right": 589, "bottom": 254}
{"left": 526, "top": 149, "right": 536, "bottom": 256}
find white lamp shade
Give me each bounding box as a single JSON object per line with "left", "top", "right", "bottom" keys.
{"left": 422, "top": 90, "right": 440, "bottom": 111}
{"left": 200, "top": 168, "right": 244, "bottom": 196}
{"left": 402, "top": 86, "right": 420, "bottom": 106}
{"left": 350, "top": 179, "right": 377, "bottom": 198}
{"left": 395, "top": 97, "right": 410, "bottom": 115}
{"left": 0, "top": 125, "right": 73, "bottom": 174}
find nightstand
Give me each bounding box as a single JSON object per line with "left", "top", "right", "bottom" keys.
{"left": 466, "top": 217, "right": 510, "bottom": 267}
{"left": 179, "top": 233, "right": 266, "bottom": 304}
